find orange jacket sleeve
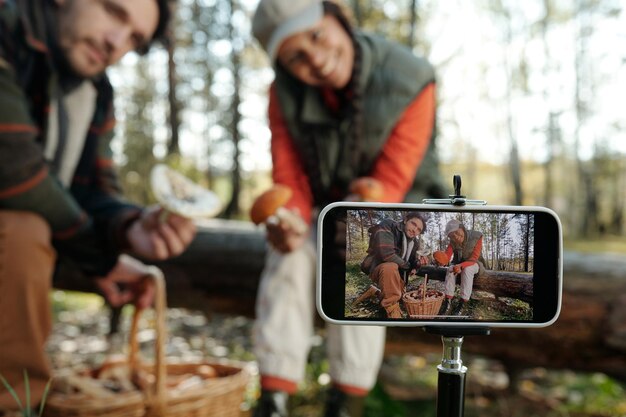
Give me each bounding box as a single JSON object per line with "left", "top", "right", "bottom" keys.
{"left": 369, "top": 82, "right": 436, "bottom": 202}
{"left": 268, "top": 85, "right": 315, "bottom": 223}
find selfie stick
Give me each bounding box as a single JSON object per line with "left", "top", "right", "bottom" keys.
{"left": 422, "top": 175, "right": 490, "bottom": 417}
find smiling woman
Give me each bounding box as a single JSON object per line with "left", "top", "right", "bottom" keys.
{"left": 276, "top": 14, "right": 355, "bottom": 89}
{"left": 248, "top": 0, "right": 446, "bottom": 415}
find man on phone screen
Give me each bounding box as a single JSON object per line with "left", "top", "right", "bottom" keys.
{"left": 359, "top": 212, "right": 430, "bottom": 318}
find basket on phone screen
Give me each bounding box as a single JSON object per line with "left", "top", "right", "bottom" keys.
{"left": 402, "top": 275, "right": 444, "bottom": 318}
{"left": 43, "top": 267, "right": 249, "bottom": 417}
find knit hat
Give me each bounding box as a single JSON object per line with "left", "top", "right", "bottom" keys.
{"left": 444, "top": 219, "right": 462, "bottom": 236}
{"left": 252, "top": 0, "right": 324, "bottom": 61}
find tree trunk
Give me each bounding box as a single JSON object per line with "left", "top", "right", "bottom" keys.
{"left": 416, "top": 266, "right": 533, "bottom": 304}
{"left": 223, "top": 0, "right": 242, "bottom": 218}
{"left": 166, "top": 34, "right": 181, "bottom": 155}
{"left": 407, "top": 0, "right": 417, "bottom": 48}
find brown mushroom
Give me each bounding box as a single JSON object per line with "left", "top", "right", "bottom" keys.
{"left": 433, "top": 250, "right": 450, "bottom": 266}
{"left": 250, "top": 185, "right": 292, "bottom": 225}
{"left": 250, "top": 185, "right": 307, "bottom": 234}
{"left": 349, "top": 177, "right": 384, "bottom": 201}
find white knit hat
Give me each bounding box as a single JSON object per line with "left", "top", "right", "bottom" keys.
{"left": 252, "top": 0, "right": 324, "bottom": 61}
{"left": 444, "top": 219, "right": 462, "bottom": 236}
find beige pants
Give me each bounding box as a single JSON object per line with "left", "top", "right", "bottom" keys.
{"left": 253, "top": 241, "right": 386, "bottom": 392}
{"left": 444, "top": 263, "right": 480, "bottom": 301}
{"left": 0, "top": 211, "right": 55, "bottom": 411}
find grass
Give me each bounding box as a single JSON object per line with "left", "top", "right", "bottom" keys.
{"left": 0, "top": 371, "right": 51, "bottom": 417}
{"left": 48, "top": 265, "right": 626, "bottom": 417}
{"left": 565, "top": 235, "right": 626, "bottom": 255}
{"left": 345, "top": 262, "right": 532, "bottom": 321}
{"left": 50, "top": 290, "right": 103, "bottom": 319}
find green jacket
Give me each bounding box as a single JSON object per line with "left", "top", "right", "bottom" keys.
{"left": 450, "top": 226, "right": 487, "bottom": 276}
{"left": 274, "top": 31, "right": 446, "bottom": 207}
{"left": 0, "top": 0, "right": 140, "bottom": 276}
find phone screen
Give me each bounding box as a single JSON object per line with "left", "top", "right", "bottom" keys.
{"left": 317, "top": 203, "right": 562, "bottom": 327}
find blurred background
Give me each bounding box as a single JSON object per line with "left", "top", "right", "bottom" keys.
{"left": 49, "top": 0, "right": 626, "bottom": 416}
{"left": 108, "top": 0, "right": 626, "bottom": 245}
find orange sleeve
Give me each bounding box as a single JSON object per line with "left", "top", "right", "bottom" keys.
{"left": 369, "top": 82, "right": 436, "bottom": 202}
{"left": 268, "top": 85, "right": 314, "bottom": 223}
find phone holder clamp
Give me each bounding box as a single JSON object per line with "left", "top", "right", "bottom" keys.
{"left": 422, "top": 174, "right": 487, "bottom": 206}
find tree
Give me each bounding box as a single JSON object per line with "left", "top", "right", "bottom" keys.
{"left": 223, "top": 0, "right": 244, "bottom": 218}
{"left": 118, "top": 58, "right": 159, "bottom": 205}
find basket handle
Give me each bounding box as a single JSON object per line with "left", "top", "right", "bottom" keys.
{"left": 127, "top": 266, "right": 168, "bottom": 417}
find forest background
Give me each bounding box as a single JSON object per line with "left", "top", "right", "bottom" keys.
{"left": 108, "top": 0, "right": 626, "bottom": 246}
{"left": 43, "top": 1, "right": 626, "bottom": 415}
{"left": 346, "top": 210, "right": 534, "bottom": 272}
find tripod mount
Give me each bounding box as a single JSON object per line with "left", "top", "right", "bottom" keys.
{"left": 421, "top": 175, "right": 491, "bottom": 417}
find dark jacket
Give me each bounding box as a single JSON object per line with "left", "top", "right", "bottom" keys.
{"left": 361, "top": 218, "right": 427, "bottom": 275}
{"left": 0, "top": 0, "right": 140, "bottom": 276}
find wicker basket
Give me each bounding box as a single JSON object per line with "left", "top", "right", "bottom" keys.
{"left": 43, "top": 391, "right": 145, "bottom": 417}
{"left": 402, "top": 275, "right": 445, "bottom": 319}
{"left": 43, "top": 266, "right": 248, "bottom": 417}
{"left": 402, "top": 289, "right": 444, "bottom": 318}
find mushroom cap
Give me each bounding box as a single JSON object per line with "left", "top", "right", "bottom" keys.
{"left": 433, "top": 250, "right": 450, "bottom": 266}
{"left": 250, "top": 185, "right": 293, "bottom": 225}
{"left": 151, "top": 164, "right": 222, "bottom": 219}
{"left": 350, "top": 177, "right": 384, "bottom": 201}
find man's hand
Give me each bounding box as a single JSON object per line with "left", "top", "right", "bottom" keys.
{"left": 127, "top": 205, "right": 197, "bottom": 260}
{"left": 450, "top": 265, "right": 463, "bottom": 275}
{"left": 94, "top": 255, "right": 157, "bottom": 308}
{"left": 266, "top": 209, "right": 309, "bottom": 253}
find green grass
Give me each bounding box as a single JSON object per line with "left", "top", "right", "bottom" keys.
{"left": 50, "top": 290, "right": 103, "bottom": 319}
{"left": 0, "top": 371, "right": 51, "bottom": 417}
{"left": 565, "top": 236, "right": 626, "bottom": 254}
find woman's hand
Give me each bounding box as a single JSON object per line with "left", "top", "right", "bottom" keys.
{"left": 266, "top": 209, "right": 309, "bottom": 253}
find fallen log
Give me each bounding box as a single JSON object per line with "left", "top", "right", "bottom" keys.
{"left": 416, "top": 266, "right": 533, "bottom": 304}
{"left": 390, "top": 251, "right": 626, "bottom": 381}
{"left": 54, "top": 220, "right": 626, "bottom": 380}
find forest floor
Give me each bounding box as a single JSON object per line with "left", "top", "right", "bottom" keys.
{"left": 41, "top": 290, "right": 626, "bottom": 417}
{"left": 345, "top": 263, "right": 532, "bottom": 322}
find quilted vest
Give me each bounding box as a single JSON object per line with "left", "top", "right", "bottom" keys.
{"left": 451, "top": 228, "right": 487, "bottom": 276}
{"left": 273, "top": 31, "right": 447, "bottom": 207}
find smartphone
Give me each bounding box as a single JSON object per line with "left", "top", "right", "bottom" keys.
{"left": 316, "top": 202, "right": 562, "bottom": 328}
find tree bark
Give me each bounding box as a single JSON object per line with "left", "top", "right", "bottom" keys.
{"left": 416, "top": 266, "right": 533, "bottom": 304}
{"left": 166, "top": 34, "right": 181, "bottom": 155}
{"left": 223, "top": 0, "right": 243, "bottom": 218}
